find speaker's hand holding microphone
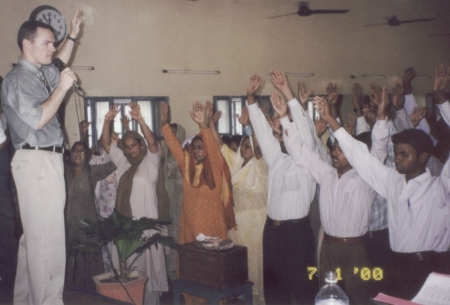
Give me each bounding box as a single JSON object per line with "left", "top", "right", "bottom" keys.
{"left": 59, "top": 67, "right": 78, "bottom": 92}
{"left": 53, "top": 57, "right": 86, "bottom": 97}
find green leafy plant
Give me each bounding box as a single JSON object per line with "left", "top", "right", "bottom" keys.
{"left": 74, "top": 209, "right": 180, "bottom": 282}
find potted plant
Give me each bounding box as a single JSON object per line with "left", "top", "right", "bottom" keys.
{"left": 74, "top": 209, "right": 179, "bottom": 305}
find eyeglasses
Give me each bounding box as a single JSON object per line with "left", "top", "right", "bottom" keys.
{"left": 71, "top": 149, "right": 86, "bottom": 154}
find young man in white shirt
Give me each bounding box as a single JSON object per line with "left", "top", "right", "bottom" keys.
{"left": 271, "top": 91, "right": 378, "bottom": 305}
{"left": 247, "top": 73, "right": 321, "bottom": 304}
{"left": 313, "top": 64, "right": 450, "bottom": 299}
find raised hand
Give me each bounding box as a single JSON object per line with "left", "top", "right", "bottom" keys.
{"left": 120, "top": 116, "right": 131, "bottom": 127}
{"left": 409, "top": 106, "right": 427, "bottom": 127}
{"left": 369, "top": 82, "right": 382, "bottom": 107}
{"left": 190, "top": 101, "right": 206, "bottom": 127}
{"left": 313, "top": 96, "right": 342, "bottom": 132}
{"left": 237, "top": 107, "right": 250, "bottom": 126}
{"left": 378, "top": 86, "right": 391, "bottom": 119}
{"left": 344, "top": 113, "right": 356, "bottom": 135}
{"left": 298, "top": 82, "right": 311, "bottom": 107}
{"left": 326, "top": 83, "right": 339, "bottom": 105}
{"left": 205, "top": 100, "right": 214, "bottom": 122}
{"left": 247, "top": 75, "right": 263, "bottom": 96}
{"left": 270, "top": 92, "right": 288, "bottom": 118}
{"left": 105, "top": 104, "right": 120, "bottom": 122}
{"left": 402, "top": 67, "right": 417, "bottom": 95}
{"left": 315, "top": 116, "right": 327, "bottom": 138}
{"left": 160, "top": 102, "right": 170, "bottom": 126}
{"left": 271, "top": 70, "right": 294, "bottom": 101}
{"left": 392, "top": 80, "right": 405, "bottom": 110}
{"left": 270, "top": 70, "right": 288, "bottom": 91}
{"left": 129, "top": 102, "right": 143, "bottom": 122}
{"left": 70, "top": 9, "right": 83, "bottom": 38}
{"left": 212, "top": 110, "right": 222, "bottom": 123}
{"left": 79, "top": 120, "right": 90, "bottom": 133}
{"left": 434, "top": 64, "right": 450, "bottom": 104}
{"left": 313, "top": 96, "right": 332, "bottom": 121}
{"left": 352, "top": 82, "right": 363, "bottom": 116}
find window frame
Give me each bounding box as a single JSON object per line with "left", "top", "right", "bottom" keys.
{"left": 84, "top": 96, "right": 168, "bottom": 149}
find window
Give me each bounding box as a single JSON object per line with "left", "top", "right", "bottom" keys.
{"left": 84, "top": 96, "right": 168, "bottom": 148}
{"left": 213, "top": 95, "right": 272, "bottom": 135}
{"left": 213, "top": 95, "right": 321, "bottom": 136}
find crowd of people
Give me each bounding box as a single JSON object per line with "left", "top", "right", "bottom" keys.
{"left": 0, "top": 7, "right": 449, "bottom": 305}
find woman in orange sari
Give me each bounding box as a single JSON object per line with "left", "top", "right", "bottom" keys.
{"left": 160, "top": 101, "right": 235, "bottom": 246}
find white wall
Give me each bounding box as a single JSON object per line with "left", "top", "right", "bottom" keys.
{"left": 1, "top": 0, "right": 449, "bottom": 144}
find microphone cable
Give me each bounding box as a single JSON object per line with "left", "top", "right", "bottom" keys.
{"left": 71, "top": 85, "right": 137, "bottom": 305}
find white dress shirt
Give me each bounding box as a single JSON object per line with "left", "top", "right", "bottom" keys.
{"left": 281, "top": 117, "right": 376, "bottom": 237}
{"left": 0, "top": 113, "right": 7, "bottom": 144}
{"left": 439, "top": 101, "right": 450, "bottom": 127}
{"left": 248, "top": 102, "right": 316, "bottom": 220}
{"left": 334, "top": 124, "right": 450, "bottom": 252}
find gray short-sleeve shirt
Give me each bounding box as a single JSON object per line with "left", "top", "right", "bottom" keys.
{"left": 1, "top": 57, "right": 64, "bottom": 148}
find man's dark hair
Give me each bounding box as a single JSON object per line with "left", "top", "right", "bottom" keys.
{"left": 354, "top": 131, "right": 372, "bottom": 150}
{"left": 17, "top": 20, "right": 55, "bottom": 51}
{"left": 231, "top": 135, "right": 243, "bottom": 146}
{"left": 391, "top": 129, "right": 434, "bottom": 156}
{"left": 221, "top": 135, "right": 231, "bottom": 146}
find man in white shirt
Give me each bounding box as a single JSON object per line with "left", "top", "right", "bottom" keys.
{"left": 314, "top": 65, "right": 450, "bottom": 299}
{"left": 247, "top": 73, "right": 320, "bottom": 304}
{"left": 272, "top": 91, "right": 377, "bottom": 305}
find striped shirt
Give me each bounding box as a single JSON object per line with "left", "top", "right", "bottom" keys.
{"left": 248, "top": 101, "right": 317, "bottom": 220}
{"left": 281, "top": 116, "right": 376, "bottom": 237}
{"left": 334, "top": 119, "right": 450, "bottom": 252}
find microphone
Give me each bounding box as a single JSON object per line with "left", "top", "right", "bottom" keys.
{"left": 52, "top": 58, "right": 87, "bottom": 97}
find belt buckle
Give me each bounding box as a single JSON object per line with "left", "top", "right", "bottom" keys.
{"left": 273, "top": 220, "right": 281, "bottom": 226}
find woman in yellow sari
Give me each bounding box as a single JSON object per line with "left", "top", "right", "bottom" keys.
{"left": 208, "top": 101, "right": 268, "bottom": 305}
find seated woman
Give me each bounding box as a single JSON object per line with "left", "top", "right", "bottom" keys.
{"left": 101, "top": 102, "right": 168, "bottom": 305}
{"left": 208, "top": 102, "right": 267, "bottom": 304}
{"left": 65, "top": 141, "right": 116, "bottom": 290}
{"left": 160, "top": 101, "right": 236, "bottom": 245}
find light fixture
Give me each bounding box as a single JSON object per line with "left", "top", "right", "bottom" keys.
{"left": 162, "top": 69, "right": 220, "bottom": 74}
{"left": 70, "top": 66, "right": 95, "bottom": 70}
{"left": 350, "top": 74, "right": 385, "bottom": 79}
{"left": 284, "top": 73, "right": 315, "bottom": 77}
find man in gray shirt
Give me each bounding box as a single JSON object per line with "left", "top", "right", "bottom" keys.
{"left": 1, "top": 10, "right": 83, "bottom": 305}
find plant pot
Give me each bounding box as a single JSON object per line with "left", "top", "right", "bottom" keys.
{"left": 93, "top": 271, "right": 148, "bottom": 305}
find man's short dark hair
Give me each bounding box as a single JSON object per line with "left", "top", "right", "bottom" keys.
{"left": 354, "top": 131, "right": 372, "bottom": 150}
{"left": 17, "top": 20, "right": 55, "bottom": 51}
{"left": 391, "top": 129, "right": 434, "bottom": 156}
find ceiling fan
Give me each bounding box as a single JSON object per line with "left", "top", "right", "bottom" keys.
{"left": 363, "top": 15, "right": 435, "bottom": 27}
{"left": 266, "top": 1, "right": 349, "bottom": 19}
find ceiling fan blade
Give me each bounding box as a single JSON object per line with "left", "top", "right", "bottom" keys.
{"left": 310, "top": 9, "right": 349, "bottom": 14}
{"left": 399, "top": 18, "right": 435, "bottom": 24}
{"left": 266, "top": 12, "right": 298, "bottom": 19}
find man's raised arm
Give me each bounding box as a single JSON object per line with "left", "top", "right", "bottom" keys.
{"left": 313, "top": 96, "right": 393, "bottom": 198}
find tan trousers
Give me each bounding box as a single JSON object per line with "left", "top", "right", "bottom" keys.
{"left": 12, "top": 149, "right": 66, "bottom": 305}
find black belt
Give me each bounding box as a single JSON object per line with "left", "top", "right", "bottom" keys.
{"left": 20, "top": 144, "right": 64, "bottom": 153}
{"left": 368, "top": 228, "right": 389, "bottom": 239}
{"left": 267, "top": 216, "right": 308, "bottom": 226}
{"left": 392, "top": 251, "right": 437, "bottom": 262}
